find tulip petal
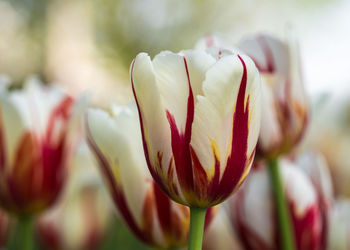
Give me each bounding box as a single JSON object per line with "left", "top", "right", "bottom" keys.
{"left": 131, "top": 53, "right": 174, "bottom": 191}
{"left": 86, "top": 106, "right": 150, "bottom": 228}
{"left": 191, "top": 54, "right": 260, "bottom": 184}
{"left": 0, "top": 92, "right": 31, "bottom": 171}
{"left": 239, "top": 34, "right": 289, "bottom": 74}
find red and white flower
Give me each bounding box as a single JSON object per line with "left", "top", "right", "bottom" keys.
{"left": 0, "top": 79, "right": 80, "bottom": 215}
{"left": 295, "top": 151, "right": 333, "bottom": 249}
{"left": 37, "top": 142, "right": 112, "bottom": 250}
{"left": 239, "top": 33, "right": 309, "bottom": 159}
{"left": 130, "top": 48, "right": 261, "bottom": 207}
{"left": 86, "top": 103, "right": 214, "bottom": 248}
{"left": 227, "top": 160, "right": 323, "bottom": 250}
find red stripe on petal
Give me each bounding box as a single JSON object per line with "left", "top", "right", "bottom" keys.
{"left": 289, "top": 201, "right": 322, "bottom": 250}
{"left": 257, "top": 35, "right": 276, "bottom": 73}
{"left": 141, "top": 187, "right": 155, "bottom": 244}
{"left": 154, "top": 181, "right": 171, "bottom": 237}
{"left": 216, "top": 55, "right": 250, "bottom": 199}
{"left": 10, "top": 132, "right": 39, "bottom": 208}
{"left": 165, "top": 57, "right": 195, "bottom": 195}
{"left": 46, "top": 96, "right": 73, "bottom": 143}
{"left": 85, "top": 117, "right": 146, "bottom": 242}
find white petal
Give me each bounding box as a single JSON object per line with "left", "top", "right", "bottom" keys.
{"left": 180, "top": 50, "right": 216, "bottom": 97}
{"left": 258, "top": 79, "right": 281, "bottom": 152}
{"left": 152, "top": 51, "right": 190, "bottom": 132}
{"left": 239, "top": 34, "right": 289, "bottom": 74}
{"left": 86, "top": 106, "right": 150, "bottom": 228}
{"left": 131, "top": 53, "right": 173, "bottom": 176}
{"left": 281, "top": 160, "right": 318, "bottom": 217}
{"left": 0, "top": 90, "right": 31, "bottom": 170}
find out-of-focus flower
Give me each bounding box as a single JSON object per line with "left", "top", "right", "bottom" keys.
{"left": 203, "top": 208, "right": 243, "bottom": 250}
{"left": 238, "top": 33, "right": 309, "bottom": 159}
{"left": 37, "top": 142, "right": 112, "bottom": 250}
{"left": 328, "top": 199, "right": 350, "bottom": 250}
{"left": 295, "top": 151, "right": 333, "bottom": 249}
{"left": 131, "top": 48, "right": 261, "bottom": 207}
{"left": 86, "top": 103, "right": 195, "bottom": 248}
{"left": 0, "top": 208, "right": 10, "bottom": 247}
{"left": 0, "top": 78, "right": 81, "bottom": 216}
{"left": 228, "top": 160, "right": 323, "bottom": 250}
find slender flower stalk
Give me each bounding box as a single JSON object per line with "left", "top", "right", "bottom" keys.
{"left": 188, "top": 207, "right": 207, "bottom": 250}
{"left": 268, "top": 159, "right": 295, "bottom": 250}
{"left": 8, "top": 216, "right": 34, "bottom": 250}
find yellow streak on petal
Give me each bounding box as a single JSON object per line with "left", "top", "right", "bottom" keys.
{"left": 111, "top": 158, "right": 121, "bottom": 186}
{"left": 207, "top": 138, "right": 221, "bottom": 179}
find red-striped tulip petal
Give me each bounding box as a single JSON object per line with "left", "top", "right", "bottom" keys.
{"left": 37, "top": 143, "right": 111, "bottom": 250}
{"left": 86, "top": 104, "right": 192, "bottom": 248}
{"left": 0, "top": 79, "right": 80, "bottom": 215}
{"left": 296, "top": 151, "right": 333, "bottom": 250}
{"left": 131, "top": 49, "right": 261, "bottom": 207}
{"left": 228, "top": 160, "right": 323, "bottom": 250}
{"left": 239, "top": 33, "right": 309, "bottom": 159}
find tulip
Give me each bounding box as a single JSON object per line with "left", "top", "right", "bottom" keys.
{"left": 86, "top": 103, "right": 219, "bottom": 248}
{"left": 0, "top": 78, "right": 82, "bottom": 250}
{"left": 37, "top": 142, "right": 112, "bottom": 250}
{"left": 0, "top": 79, "right": 80, "bottom": 215}
{"left": 130, "top": 49, "right": 261, "bottom": 249}
{"left": 328, "top": 199, "right": 350, "bottom": 250}
{"left": 238, "top": 33, "right": 309, "bottom": 159}
{"left": 239, "top": 32, "right": 310, "bottom": 249}
{"left": 295, "top": 151, "right": 333, "bottom": 250}
{"left": 227, "top": 160, "right": 323, "bottom": 250}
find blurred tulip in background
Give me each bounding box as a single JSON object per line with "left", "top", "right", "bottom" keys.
{"left": 239, "top": 33, "right": 309, "bottom": 159}
{"left": 228, "top": 160, "right": 323, "bottom": 250}
{"left": 37, "top": 142, "right": 112, "bottom": 250}
{"left": 0, "top": 78, "right": 81, "bottom": 216}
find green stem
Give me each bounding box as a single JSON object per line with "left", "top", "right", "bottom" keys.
{"left": 188, "top": 207, "right": 207, "bottom": 250}
{"left": 268, "top": 158, "right": 295, "bottom": 250}
{"left": 8, "top": 216, "right": 35, "bottom": 250}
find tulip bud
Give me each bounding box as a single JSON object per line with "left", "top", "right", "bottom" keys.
{"left": 0, "top": 78, "right": 81, "bottom": 216}
{"left": 239, "top": 33, "right": 309, "bottom": 159}
{"left": 86, "top": 103, "right": 194, "bottom": 248}
{"left": 295, "top": 151, "right": 333, "bottom": 250}
{"left": 37, "top": 142, "right": 112, "bottom": 250}
{"left": 227, "top": 160, "right": 323, "bottom": 250}
{"left": 130, "top": 48, "right": 261, "bottom": 207}
{"left": 328, "top": 199, "right": 350, "bottom": 250}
